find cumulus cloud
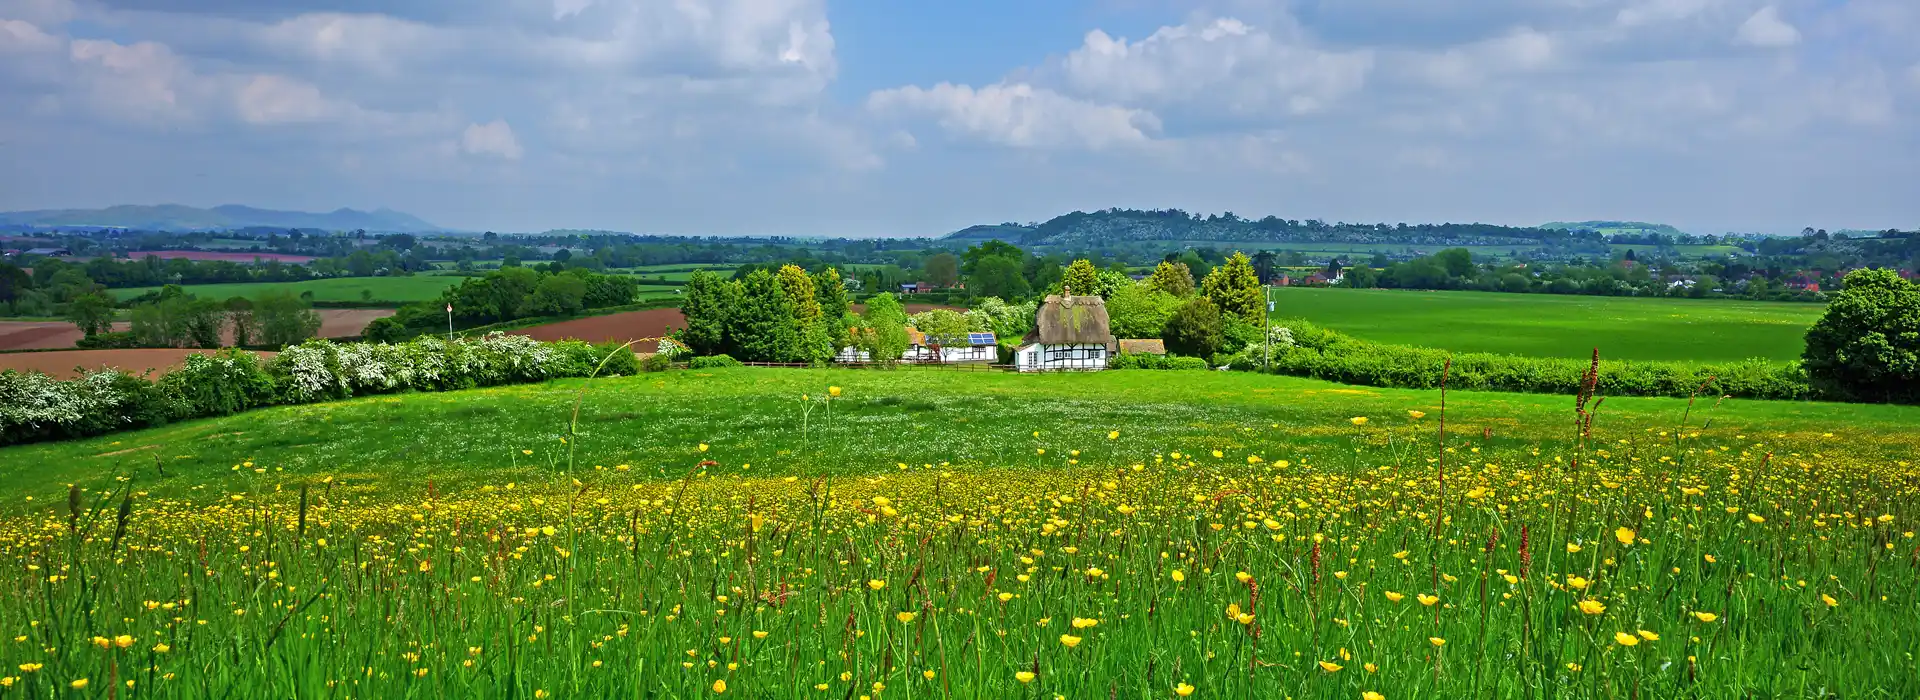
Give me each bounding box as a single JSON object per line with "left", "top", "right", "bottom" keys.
{"left": 460, "top": 119, "right": 523, "bottom": 160}
{"left": 867, "top": 82, "right": 1158, "bottom": 150}
{"left": 1050, "top": 18, "right": 1372, "bottom": 115}
{"left": 1735, "top": 6, "right": 1799, "bottom": 48}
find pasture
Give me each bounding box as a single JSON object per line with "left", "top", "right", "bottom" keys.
{"left": 110, "top": 275, "right": 469, "bottom": 304}
{"left": 1267, "top": 287, "right": 1823, "bottom": 362}
{"left": 0, "top": 367, "right": 1915, "bottom": 698}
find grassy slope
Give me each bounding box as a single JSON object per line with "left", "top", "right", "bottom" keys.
{"left": 109, "top": 275, "right": 469, "bottom": 303}
{"left": 4, "top": 367, "right": 1911, "bottom": 505}
{"left": 1268, "top": 287, "right": 1823, "bottom": 362}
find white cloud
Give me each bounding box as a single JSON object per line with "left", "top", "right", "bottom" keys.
{"left": 1050, "top": 18, "right": 1372, "bottom": 115}
{"left": 235, "top": 74, "right": 338, "bottom": 125}
{"left": 1616, "top": 0, "right": 1718, "bottom": 28}
{"left": 1411, "top": 26, "right": 1557, "bottom": 88}
{"left": 867, "top": 82, "right": 1158, "bottom": 150}
{"left": 67, "top": 38, "right": 202, "bottom": 123}
{"left": 0, "top": 18, "right": 60, "bottom": 53}
{"left": 1735, "top": 6, "right": 1799, "bottom": 48}
{"left": 461, "top": 119, "right": 523, "bottom": 160}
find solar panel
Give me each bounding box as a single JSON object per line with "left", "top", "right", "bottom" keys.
{"left": 969, "top": 332, "right": 996, "bottom": 345}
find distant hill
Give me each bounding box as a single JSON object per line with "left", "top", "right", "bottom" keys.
{"left": 0, "top": 204, "right": 442, "bottom": 233}
{"left": 944, "top": 209, "right": 1591, "bottom": 247}
{"left": 1540, "top": 221, "right": 1686, "bottom": 237}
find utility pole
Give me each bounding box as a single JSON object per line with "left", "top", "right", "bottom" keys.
{"left": 1264, "top": 285, "right": 1273, "bottom": 369}
{"left": 446, "top": 302, "right": 454, "bottom": 341}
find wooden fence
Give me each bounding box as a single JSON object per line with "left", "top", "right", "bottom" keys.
{"left": 733, "top": 361, "right": 1015, "bottom": 372}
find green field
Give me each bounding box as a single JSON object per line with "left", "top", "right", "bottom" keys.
{"left": 5, "top": 368, "right": 1910, "bottom": 503}
{"left": 111, "top": 275, "right": 471, "bottom": 304}
{"left": 1269, "top": 287, "right": 1823, "bottom": 362}
{"left": 2, "top": 368, "right": 1916, "bottom": 698}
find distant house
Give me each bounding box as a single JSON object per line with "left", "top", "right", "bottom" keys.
{"left": 1785, "top": 275, "right": 1820, "bottom": 292}
{"left": 1117, "top": 339, "right": 1166, "bottom": 355}
{"left": 899, "top": 282, "right": 928, "bottom": 294}
{"left": 22, "top": 247, "right": 70, "bottom": 257}
{"left": 1014, "top": 291, "right": 1116, "bottom": 372}
{"left": 922, "top": 332, "right": 999, "bottom": 363}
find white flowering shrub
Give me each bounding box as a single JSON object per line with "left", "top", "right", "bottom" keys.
{"left": 655, "top": 336, "right": 688, "bottom": 359}
{"left": 3, "top": 333, "right": 629, "bottom": 445}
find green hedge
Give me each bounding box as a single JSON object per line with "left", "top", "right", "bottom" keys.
{"left": 0, "top": 334, "right": 641, "bottom": 446}
{"left": 688, "top": 354, "right": 743, "bottom": 369}
{"left": 1244, "top": 319, "right": 1813, "bottom": 400}
{"left": 1109, "top": 354, "right": 1210, "bottom": 370}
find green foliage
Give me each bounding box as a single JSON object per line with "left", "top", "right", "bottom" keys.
{"left": 1201, "top": 252, "right": 1263, "bottom": 320}
{"left": 1061, "top": 259, "right": 1101, "bottom": 297}
{"left": 1105, "top": 282, "right": 1181, "bottom": 339}
{"left": 965, "top": 297, "right": 1036, "bottom": 339}
{"left": 908, "top": 308, "right": 971, "bottom": 338}
{"left": 1163, "top": 298, "right": 1224, "bottom": 359}
{"left": 1259, "top": 319, "right": 1812, "bottom": 400}
{"left": 922, "top": 252, "right": 960, "bottom": 288}
{"left": 689, "top": 354, "right": 743, "bottom": 369}
{"left": 730, "top": 270, "right": 800, "bottom": 363}
{"left": 129, "top": 294, "right": 226, "bottom": 349}
{"left": 815, "top": 268, "right": 852, "bottom": 351}
{"left": 778, "top": 264, "right": 834, "bottom": 364}
{"left": 1146, "top": 261, "right": 1196, "bottom": 297}
{"left": 966, "top": 255, "right": 1030, "bottom": 300}
{"left": 73, "top": 331, "right": 140, "bottom": 349}
{"left": 679, "top": 270, "right": 735, "bottom": 356}
{"left": 642, "top": 353, "right": 674, "bottom": 372}
{"left": 530, "top": 273, "right": 589, "bottom": 316}
{"left": 1802, "top": 268, "right": 1920, "bottom": 403}
{"left": 1109, "top": 353, "right": 1209, "bottom": 370}
{"left": 256, "top": 289, "right": 324, "bottom": 348}
{"left": 159, "top": 350, "right": 276, "bottom": 416}
{"left": 859, "top": 293, "right": 912, "bottom": 363}
{"left": 63, "top": 290, "right": 117, "bottom": 336}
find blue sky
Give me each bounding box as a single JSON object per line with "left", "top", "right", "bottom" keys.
{"left": 1, "top": 0, "right": 1916, "bottom": 236}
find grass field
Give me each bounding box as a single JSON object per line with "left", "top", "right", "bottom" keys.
{"left": 1268, "top": 288, "right": 1823, "bottom": 362}
{"left": 110, "top": 275, "right": 470, "bottom": 304}
{"left": 1, "top": 368, "right": 1915, "bottom": 698}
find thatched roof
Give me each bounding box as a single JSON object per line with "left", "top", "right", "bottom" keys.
{"left": 1118, "top": 339, "right": 1166, "bottom": 355}
{"left": 1026, "top": 293, "right": 1116, "bottom": 349}
{"left": 905, "top": 327, "right": 927, "bottom": 347}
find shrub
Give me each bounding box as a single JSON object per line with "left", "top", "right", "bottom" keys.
{"left": 160, "top": 350, "right": 275, "bottom": 416}
{"left": 1109, "top": 353, "right": 1207, "bottom": 370}
{"left": 642, "top": 353, "right": 674, "bottom": 372}
{"left": 591, "top": 342, "right": 642, "bottom": 377}
{"left": 689, "top": 354, "right": 743, "bottom": 369}
{"left": 1163, "top": 298, "right": 1224, "bottom": 359}
{"left": 1801, "top": 268, "right": 1920, "bottom": 404}
{"left": 74, "top": 331, "right": 141, "bottom": 349}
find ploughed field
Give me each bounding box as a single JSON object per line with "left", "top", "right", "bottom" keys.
{"left": 0, "top": 368, "right": 1915, "bottom": 697}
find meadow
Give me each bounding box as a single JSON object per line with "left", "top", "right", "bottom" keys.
{"left": 1267, "top": 288, "right": 1824, "bottom": 362}
{"left": 2, "top": 368, "right": 1916, "bottom": 698}
{"left": 109, "top": 275, "right": 472, "bottom": 305}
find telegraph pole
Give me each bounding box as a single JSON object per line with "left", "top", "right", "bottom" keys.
{"left": 1264, "top": 285, "right": 1273, "bottom": 369}
{"left": 446, "top": 302, "right": 454, "bottom": 341}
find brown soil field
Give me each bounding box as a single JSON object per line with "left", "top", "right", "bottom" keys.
{"left": 507, "top": 304, "right": 962, "bottom": 351}
{"left": 0, "top": 309, "right": 393, "bottom": 351}
{"left": 0, "top": 349, "right": 280, "bottom": 379}
{"left": 123, "top": 250, "right": 316, "bottom": 263}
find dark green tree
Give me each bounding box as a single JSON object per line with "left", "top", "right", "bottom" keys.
{"left": 1162, "top": 298, "right": 1224, "bottom": 359}
{"left": 730, "top": 269, "right": 800, "bottom": 362}
{"left": 64, "top": 290, "right": 118, "bottom": 336}
{"left": 680, "top": 270, "right": 735, "bottom": 356}
{"left": 1802, "top": 268, "right": 1920, "bottom": 403}
{"left": 967, "top": 255, "right": 1030, "bottom": 300}
{"left": 1201, "top": 252, "right": 1263, "bottom": 320}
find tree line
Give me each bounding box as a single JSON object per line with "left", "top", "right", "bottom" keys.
{"left": 363, "top": 266, "right": 641, "bottom": 342}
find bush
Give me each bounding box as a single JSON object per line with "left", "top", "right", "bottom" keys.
{"left": 1163, "top": 298, "right": 1224, "bottom": 359}
{"left": 689, "top": 354, "right": 743, "bottom": 369}
{"left": 74, "top": 331, "right": 141, "bottom": 349}
{"left": 1801, "top": 268, "right": 1920, "bottom": 403}
{"left": 642, "top": 353, "right": 674, "bottom": 372}
{"left": 1109, "top": 353, "right": 1208, "bottom": 370}
{"left": 0, "top": 332, "right": 652, "bottom": 446}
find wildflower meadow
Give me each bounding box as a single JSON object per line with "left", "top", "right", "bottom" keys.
{"left": 1, "top": 367, "right": 1916, "bottom": 698}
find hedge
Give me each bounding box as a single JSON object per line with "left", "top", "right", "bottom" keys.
{"left": 1109, "top": 353, "right": 1210, "bottom": 370}
{"left": 1242, "top": 319, "right": 1813, "bottom": 400}
{"left": 0, "top": 333, "right": 641, "bottom": 446}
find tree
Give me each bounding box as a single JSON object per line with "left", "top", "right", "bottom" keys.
{"left": 530, "top": 274, "right": 588, "bottom": 316}
{"left": 1802, "top": 268, "right": 1920, "bottom": 403}
{"left": 680, "top": 271, "right": 736, "bottom": 356}
{"left": 1201, "top": 252, "right": 1263, "bottom": 320}
{"left": 1251, "top": 251, "right": 1279, "bottom": 285}
{"left": 256, "top": 289, "right": 323, "bottom": 347}
{"left": 0, "top": 263, "right": 30, "bottom": 306}
{"left": 909, "top": 309, "right": 971, "bottom": 339}
{"left": 1106, "top": 282, "right": 1181, "bottom": 339}
{"left": 967, "top": 255, "right": 1031, "bottom": 300}
{"left": 227, "top": 297, "right": 257, "bottom": 347}
{"left": 923, "top": 253, "right": 960, "bottom": 288}
{"left": 1062, "top": 259, "right": 1101, "bottom": 297}
{"left": 1435, "top": 248, "right": 1476, "bottom": 278}
{"left": 1163, "top": 298, "right": 1224, "bottom": 359}
{"left": 814, "top": 268, "right": 852, "bottom": 351}
{"left": 731, "top": 270, "right": 800, "bottom": 362}
{"left": 1146, "top": 261, "right": 1196, "bottom": 297}
{"left": 777, "top": 264, "right": 833, "bottom": 363}
{"left": 65, "top": 291, "right": 118, "bottom": 336}
{"left": 859, "top": 293, "right": 911, "bottom": 364}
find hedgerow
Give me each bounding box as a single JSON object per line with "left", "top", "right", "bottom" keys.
{"left": 0, "top": 333, "right": 639, "bottom": 446}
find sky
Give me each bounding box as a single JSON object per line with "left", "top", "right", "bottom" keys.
{"left": 0, "top": 0, "right": 1916, "bottom": 237}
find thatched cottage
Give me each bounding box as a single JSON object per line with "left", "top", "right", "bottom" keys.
{"left": 1014, "top": 290, "right": 1117, "bottom": 372}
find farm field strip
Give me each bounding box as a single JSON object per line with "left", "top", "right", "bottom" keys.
{"left": 1267, "top": 288, "right": 1823, "bottom": 362}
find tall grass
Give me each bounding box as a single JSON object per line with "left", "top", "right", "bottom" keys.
{"left": 0, "top": 375, "right": 1915, "bottom": 698}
